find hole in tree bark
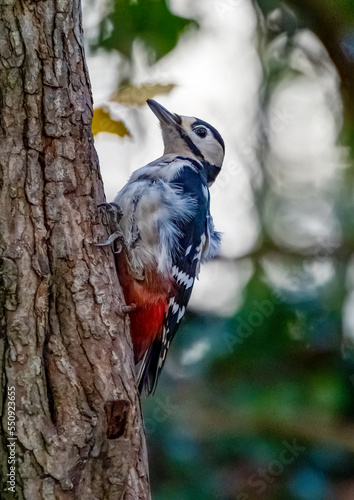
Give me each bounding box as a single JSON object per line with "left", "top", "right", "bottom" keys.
{"left": 105, "top": 400, "right": 130, "bottom": 439}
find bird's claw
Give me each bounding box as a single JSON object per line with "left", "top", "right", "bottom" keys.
{"left": 119, "top": 303, "right": 136, "bottom": 315}
{"left": 95, "top": 231, "right": 123, "bottom": 247}
{"left": 96, "top": 202, "right": 126, "bottom": 252}
{"left": 98, "top": 202, "right": 123, "bottom": 226}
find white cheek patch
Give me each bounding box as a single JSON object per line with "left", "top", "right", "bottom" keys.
{"left": 193, "top": 135, "right": 224, "bottom": 168}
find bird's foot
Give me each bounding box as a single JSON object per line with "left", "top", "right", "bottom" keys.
{"left": 98, "top": 202, "right": 123, "bottom": 229}
{"left": 119, "top": 303, "right": 136, "bottom": 315}
{"left": 96, "top": 202, "right": 126, "bottom": 253}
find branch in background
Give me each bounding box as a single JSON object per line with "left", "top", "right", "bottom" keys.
{"left": 217, "top": 241, "right": 353, "bottom": 263}
{"left": 285, "top": 0, "right": 354, "bottom": 124}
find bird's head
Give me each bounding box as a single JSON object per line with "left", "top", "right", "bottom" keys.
{"left": 147, "top": 99, "right": 225, "bottom": 186}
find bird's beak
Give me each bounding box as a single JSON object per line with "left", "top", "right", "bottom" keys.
{"left": 147, "top": 99, "right": 180, "bottom": 127}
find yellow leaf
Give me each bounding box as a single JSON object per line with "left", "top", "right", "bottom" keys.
{"left": 111, "top": 83, "right": 175, "bottom": 106}
{"left": 92, "top": 108, "right": 130, "bottom": 137}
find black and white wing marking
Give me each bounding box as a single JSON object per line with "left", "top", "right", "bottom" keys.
{"left": 138, "top": 162, "right": 211, "bottom": 395}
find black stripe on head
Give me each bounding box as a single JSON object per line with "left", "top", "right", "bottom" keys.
{"left": 178, "top": 128, "right": 205, "bottom": 160}
{"left": 193, "top": 119, "right": 225, "bottom": 151}
{"left": 174, "top": 114, "right": 182, "bottom": 125}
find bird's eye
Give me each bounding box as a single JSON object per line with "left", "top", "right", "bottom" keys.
{"left": 194, "top": 127, "right": 207, "bottom": 138}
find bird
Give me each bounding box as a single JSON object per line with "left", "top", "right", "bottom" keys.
{"left": 98, "top": 99, "right": 225, "bottom": 395}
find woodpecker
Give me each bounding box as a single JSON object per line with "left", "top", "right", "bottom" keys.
{"left": 98, "top": 99, "right": 225, "bottom": 395}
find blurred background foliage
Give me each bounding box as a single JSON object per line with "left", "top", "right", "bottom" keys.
{"left": 85, "top": 0, "right": 354, "bottom": 498}
{"left": 95, "top": 0, "right": 197, "bottom": 62}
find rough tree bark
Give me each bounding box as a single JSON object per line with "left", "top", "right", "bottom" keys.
{"left": 0, "top": 0, "right": 150, "bottom": 499}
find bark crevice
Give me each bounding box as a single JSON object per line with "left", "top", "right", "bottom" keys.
{"left": 0, "top": 1, "right": 150, "bottom": 498}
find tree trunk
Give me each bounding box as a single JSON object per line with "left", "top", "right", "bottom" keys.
{"left": 0, "top": 1, "right": 150, "bottom": 499}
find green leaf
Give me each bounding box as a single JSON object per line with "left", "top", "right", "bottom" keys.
{"left": 96, "top": 0, "right": 198, "bottom": 63}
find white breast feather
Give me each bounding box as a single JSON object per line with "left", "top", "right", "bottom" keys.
{"left": 114, "top": 157, "right": 198, "bottom": 277}
{"left": 201, "top": 214, "right": 221, "bottom": 263}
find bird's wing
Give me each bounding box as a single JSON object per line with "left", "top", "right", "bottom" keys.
{"left": 138, "top": 163, "right": 210, "bottom": 394}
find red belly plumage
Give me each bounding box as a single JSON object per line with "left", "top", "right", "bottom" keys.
{"left": 116, "top": 253, "right": 172, "bottom": 362}
{"left": 129, "top": 301, "right": 166, "bottom": 362}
